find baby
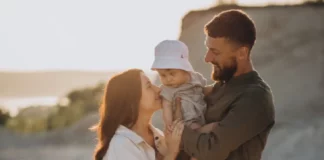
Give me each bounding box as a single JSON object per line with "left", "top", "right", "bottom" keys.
{"left": 151, "top": 40, "right": 213, "bottom": 133}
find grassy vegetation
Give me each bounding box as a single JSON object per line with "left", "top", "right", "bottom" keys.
{"left": 2, "top": 82, "right": 104, "bottom": 133}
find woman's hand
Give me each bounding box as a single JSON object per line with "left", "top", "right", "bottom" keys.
{"left": 165, "top": 119, "right": 185, "bottom": 157}
{"left": 161, "top": 97, "right": 185, "bottom": 159}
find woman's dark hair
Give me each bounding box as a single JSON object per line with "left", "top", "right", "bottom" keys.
{"left": 93, "top": 68, "right": 143, "bottom": 160}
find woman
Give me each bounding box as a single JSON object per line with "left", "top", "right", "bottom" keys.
{"left": 93, "top": 69, "right": 183, "bottom": 160}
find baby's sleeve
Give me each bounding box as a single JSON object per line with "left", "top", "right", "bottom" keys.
{"left": 181, "top": 99, "right": 204, "bottom": 125}
{"left": 195, "top": 72, "right": 207, "bottom": 86}
{"left": 160, "top": 86, "right": 174, "bottom": 102}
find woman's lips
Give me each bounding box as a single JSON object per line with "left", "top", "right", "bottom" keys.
{"left": 156, "top": 95, "right": 162, "bottom": 101}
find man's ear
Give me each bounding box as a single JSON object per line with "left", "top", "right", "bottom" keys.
{"left": 237, "top": 46, "right": 249, "bottom": 60}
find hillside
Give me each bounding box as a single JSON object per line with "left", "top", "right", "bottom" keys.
{"left": 0, "top": 71, "right": 116, "bottom": 97}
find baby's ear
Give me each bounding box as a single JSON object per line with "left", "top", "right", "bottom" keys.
{"left": 197, "top": 72, "right": 207, "bottom": 86}
{"left": 203, "top": 86, "right": 213, "bottom": 96}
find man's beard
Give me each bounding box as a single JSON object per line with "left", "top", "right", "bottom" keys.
{"left": 211, "top": 58, "right": 237, "bottom": 83}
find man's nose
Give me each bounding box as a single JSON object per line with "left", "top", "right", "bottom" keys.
{"left": 204, "top": 52, "right": 212, "bottom": 63}
{"left": 205, "top": 51, "right": 213, "bottom": 63}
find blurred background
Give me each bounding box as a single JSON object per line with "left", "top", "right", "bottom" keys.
{"left": 0, "top": 0, "right": 323, "bottom": 160}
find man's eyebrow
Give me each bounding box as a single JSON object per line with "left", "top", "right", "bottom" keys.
{"left": 208, "top": 47, "right": 220, "bottom": 52}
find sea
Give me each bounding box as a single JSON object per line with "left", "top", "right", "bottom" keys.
{"left": 0, "top": 96, "right": 59, "bottom": 116}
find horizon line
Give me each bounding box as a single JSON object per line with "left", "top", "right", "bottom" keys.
{"left": 0, "top": 68, "right": 156, "bottom": 73}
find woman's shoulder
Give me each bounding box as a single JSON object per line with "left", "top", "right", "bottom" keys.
{"left": 105, "top": 126, "right": 143, "bottom": 159}
{"left": 105, "top": 135, "right": 144, "bottom": 160}
{"left": 110, "top": 133, "right": 135, "bottom": 147}
{"left": 110, "top": 125, "right": 143, "bottom": 147}
{"left": 106, "top": 125, "right": 166, "bottom": 159}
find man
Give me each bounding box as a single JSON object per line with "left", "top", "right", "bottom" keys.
{"left": 171, "top": 9, "right": 275, "bottom": 160}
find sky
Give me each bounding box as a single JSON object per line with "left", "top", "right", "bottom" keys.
{"left": 0, "top": 0, "right": 304, "bottom": 72}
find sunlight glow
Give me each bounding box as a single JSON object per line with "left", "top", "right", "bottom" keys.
{"left": 0, "top": 0, "right": 304, "bottom": 72}
{"left": 237, "top": 0, "right": 304, "bottom": 6}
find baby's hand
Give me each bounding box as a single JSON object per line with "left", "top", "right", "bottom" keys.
{"left": 203, "top": 86, "right": 213, "bottom": 95}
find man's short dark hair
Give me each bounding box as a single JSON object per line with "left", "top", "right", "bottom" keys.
{"left": 204, "top": 9, "right": 256, "bottom": 50}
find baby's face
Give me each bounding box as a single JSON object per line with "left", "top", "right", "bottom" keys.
{"left": 156, "top": 69, "right": 190, "bottom": 88}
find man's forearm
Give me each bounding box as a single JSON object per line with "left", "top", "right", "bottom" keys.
{"left": 197, "top": 122, "right": 218, "bottom": 133}
{"left": 181, "top": 125, "right": 229, "bottom": 160}
{"left": 180, "top": 88, "right": 275, "bottom": 160}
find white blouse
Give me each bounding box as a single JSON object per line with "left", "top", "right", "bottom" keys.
{"left": 104, "top": 125, "right": 165, "bottom": 160}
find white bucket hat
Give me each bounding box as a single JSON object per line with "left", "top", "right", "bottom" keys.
{"left": 151, "top": 40, "right": 194, "bottom": 72}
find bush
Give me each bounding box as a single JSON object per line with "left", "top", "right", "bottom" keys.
{"left": 4, "top": 82, "right": 105, "bottom": 133}
{"left": 0, "top": 108, "right": 10, "bottom": 126}
{"left": 47, "top": 103, "right": 85, "bottom": 130}
{"left": 6, "top": 116, "right": 48, "bottom": 133}
{"left": 66, "top": 83, "right": 104, "bottom": 113}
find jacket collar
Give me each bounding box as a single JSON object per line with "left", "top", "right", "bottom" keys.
{"left": 115, "top": 124, "right": 164, "bottom": 145}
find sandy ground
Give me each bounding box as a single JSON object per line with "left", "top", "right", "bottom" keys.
{"left": 1, "top": 113, "right": 324, "bottom": 160}
{"left": 0, "top": 146, "right": 94, "bottom": 160}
